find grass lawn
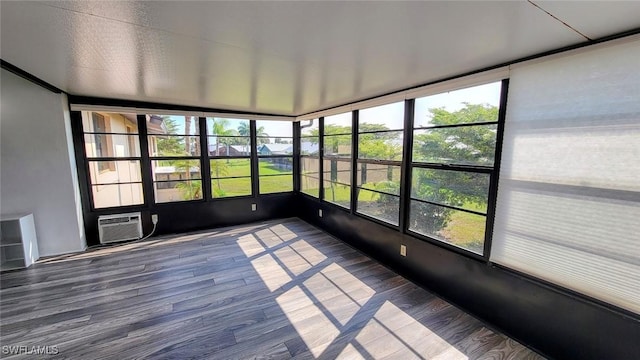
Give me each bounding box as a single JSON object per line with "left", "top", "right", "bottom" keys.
{"left": 210, "top": 162, "right": 486, "bottom": 253}
{"left": 210, "top": 159, "right": 293, "bottom": 196}
{"left": 439, "top": 202, "right": 486, "bottom": 253}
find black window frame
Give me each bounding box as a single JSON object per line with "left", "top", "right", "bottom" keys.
{"left": 256, "top": 120, "right": 294, "bottom": 195}
{"left": 299, "top": 119, "right": 321, "bottom": 198}
{"left": 354, "top": 101, "right": 406, "bottom": 227}
{"left": 207, "top": 117, "right": 254, "bottom": 200}
{"left": 147, "top": 114, "right": 205, "bottom": 205}
{"left": 321, "top": 112, "right": 353, "bottom": 210}
{"left": 406, "top": 80, "right": 507, "bottom": 258}
{"left": 81, "top": 111, "right": 145, "bottom": 210}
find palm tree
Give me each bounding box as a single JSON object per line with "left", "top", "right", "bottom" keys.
{"left": 238, "top": 122, "right": 249, "bottom": 137}
{"left": 237, "top": 122, "right": 269, "bottom": 145}
{"left": 256, "top": 125, "right": 269, "bottom": 145}
{"left": 209, "top": 119, "right": 236, "bottom": 188}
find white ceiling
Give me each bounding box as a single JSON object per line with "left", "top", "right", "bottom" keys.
{"left": 1, "top": 1, "right": 639, "bottom": 116}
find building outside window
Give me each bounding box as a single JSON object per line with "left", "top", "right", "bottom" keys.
{"left": 81, "top": 111, "right": 143, "bottom": 209}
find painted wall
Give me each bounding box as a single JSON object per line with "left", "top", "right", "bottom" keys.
{"left": 1, "top": 69, "right": 86, "bottom": 256}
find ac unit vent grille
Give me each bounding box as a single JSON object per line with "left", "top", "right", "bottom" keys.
{"left": 98, "top": 213, "right": 142, "bottom": 244}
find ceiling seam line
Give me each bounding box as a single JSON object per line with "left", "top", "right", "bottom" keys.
{"left": 527, "top": 0, "right": 592, "bottom": 41}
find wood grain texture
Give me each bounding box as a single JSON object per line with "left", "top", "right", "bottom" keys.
{"left": 0, "top": 218, "right": 544, "bottom": 359}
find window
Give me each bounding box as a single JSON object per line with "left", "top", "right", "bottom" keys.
{"left": 208, "top": 118, "right": 252, "bottom": 198}
{"left": 300, "top": 119, "right": 320, "bottom": 197}
{"left": 81, "top": 111, "right": 143, "bottom": 208}
{"left": 147, "top": 115, "right": 202, "bottom": 203}
{"left": 323, "top": 112, "right": 352, "bottom": 208}
{"left": 356, "top": 102, "right": 405, "bottom": 225}
{"left": 257, "top": 120, "right": 293, "bottom": 194}
{"left": 409, "top": 82, "right": 502, "bottom": 254}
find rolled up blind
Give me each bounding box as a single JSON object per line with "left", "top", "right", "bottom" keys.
{"left": 491, "top": 38, "right": 640, "bottom": 314}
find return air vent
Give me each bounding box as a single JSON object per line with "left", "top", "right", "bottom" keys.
{"left": 98, "top": 213, "right": 142, "bottom": 244}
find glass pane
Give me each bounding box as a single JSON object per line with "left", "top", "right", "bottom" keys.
{"left": 149, "top": 135, "right": 201, "bottom": 157}
{"left": 208, "top": 137, "right": 251, "bottom": 156}
{"left": 84, "top": 134, "right": 140, "bottom": 158}
{"left": 152, "top": 160, "right": 201, "bottom": 181}
{"left": 301, "top": 175, "right": 320, "bottom": 198}
{"left": 212, "top": 177, "right": 252, "bottom": 198}
{"left": 359, "top": 101, "right": 405, "bottom": 131}
{"left": 92, "top": 183, "right": 143, "bottom": 208}
{"left": 147, "top": 115, "right": 199, "bottom": 135}
{"left": 301, "top": 157, "right": 320, "bottom": 177}
{"left": 409, "top": 200, "right": 486, "bottom": 254}
{"left": 323, "top": 181, "right": 351, "bottom": 209}
{"left": 411, "top": 168, "right": 490, "bottom": 213}
{"left": 301, "top": 137, "right": 320, "bottom": 155}
{"left": 82, "top": 111, "right": 138, "bottom": 134}
{"left": 211, "top": 159, "right": 251, "bottom": 178}
{"left": 154, "top": 180, "right": 203, "bottom": 203}
{"left": 259, "top": 158, "right": 293, "bottom": 175}
{"left": 301, "top": 119, "right": 319, "bottom": 137}
{"left": 412, "top": 124, "right": 497, "bottom": 166}
{"left": 207, "top": 118, "right": 249, "bottom": 136}
{"left": 323, "top": 134, "right": 351, "bottom": 157}
{"left": 301, "top": 157, "right": 320, "bottom": 198}
{"left": 323, "top": 159, "right": 351, "bottom": 185}
{"left": 414, "top": 82, "right": 501, "bottom": 128}
{"left": 257, "top": 141, "right": 294, "bottom": 156}
{"left": 358, "top": 131, "right": 403, "bottom": 161}
{"left": 260, "top": 175, "right": 293, "bottom": 194}
{"left": 357, "top": 188, "right": 400, "bottom": 225}
{"left": 256, "top": 120, "right": 293, "bottom": 137}
{"left": 324, "top": 112, "right": 352, "bottom": 134}
{"left": 89, "top": 160, "right": 142, "bottom": 184}
{"left": 357, "top": 164, "right": 401, "bottom": 196}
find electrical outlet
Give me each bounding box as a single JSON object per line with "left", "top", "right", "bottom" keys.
{"left": 400, "top": 244, "right": 407, "bottom": 257}
{"left": 151, "top": 214, "right": 159, "bottom": 224}
{"left": 251, "top": 204, "right": 257, "bottom": 211}
{"left": 319, "top": 209, "right": 323, "bottom": 217}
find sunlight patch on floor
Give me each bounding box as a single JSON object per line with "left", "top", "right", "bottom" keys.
{"left": 268, "top": 224, "right": 297, "bottom": 241}
{"left": 320, "top": 263, "right": 375, "bottom": 306}
{"left": 276, "top": 286, "right": 340, "bottom": 358}
{"left": 236, "top": 234, "right": 265, "bottom": 258}
{"left": 255, "top": 228, "right": 285, "bottom": 248}
{"left": 274, "top": 245, "right": 313, "bottom": 276}
{"left": 290, "top": 239, "right": 327, "bottom": 266}
{"left": 303, "top": 272, "right": 362, "bottom": 326}
{"left": 336, "top": 343, "right": 366, "bottom": 359}
{"left": 353, "top": 301, "right": 467, "bottom": 359}
{"left": 250, "top": 254, "right": 292, "bottom": 291}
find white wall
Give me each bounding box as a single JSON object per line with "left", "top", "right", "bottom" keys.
{"left": 1, "top": 69, "right": 86, "bottom": 256}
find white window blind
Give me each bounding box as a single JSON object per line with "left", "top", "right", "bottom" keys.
{"left": 491, "top": 38, "right": 640, "bottom": 314}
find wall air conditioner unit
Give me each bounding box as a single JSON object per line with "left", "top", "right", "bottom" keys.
{"left": 98, "top": 212, "right": 143, "bottom": 244}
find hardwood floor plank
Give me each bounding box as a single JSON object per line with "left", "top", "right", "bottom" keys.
{"left": 0, "top": 218, "right": 543, "bottom": 360}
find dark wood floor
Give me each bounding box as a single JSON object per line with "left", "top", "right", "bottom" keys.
{"left": 0, "top": 218, "right": 544, "bottom": 359}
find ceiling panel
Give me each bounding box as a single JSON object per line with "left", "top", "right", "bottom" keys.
{"left": 533, "top": 1, "right": 640, "bottom": 40}
{"left": 1, "top": 1, "right": 638, "bottom": 116}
